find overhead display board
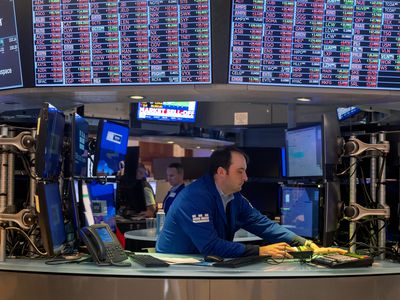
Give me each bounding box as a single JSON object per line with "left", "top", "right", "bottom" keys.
{"left": 0, "top": 0, "right": 23, "bottom": 90}
{"left": 229, "top": 0, "right": 400, "bottom": 89}
{"left": 32, "top": 0, "right": 211, "bottom": 86}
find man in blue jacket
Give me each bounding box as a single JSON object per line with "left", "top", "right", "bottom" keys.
{"left": 156, "top": 146, "right": 346, "bottom": 258}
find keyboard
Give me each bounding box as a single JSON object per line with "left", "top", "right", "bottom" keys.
{"left": 129, "top": 254, "right": 170, "bottom": 267}
{"left": 311, "top": 253, "right": 374, "bottom": 268}
{"left": 213, "top": 255, "right": 266, "bottom": 268}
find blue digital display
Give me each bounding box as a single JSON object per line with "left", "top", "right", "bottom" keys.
{"left": 137, "top": 101, "right": 197, "bottom": 123}
{"left": 281, "top": 186, "right": 320, "bottom": 239}
{"left": 93, "top": 120, "right": 129, "bottom": 176}
{"left": 87, "top": 182, "right": 116, "bottom": 232}
{"left": 95, "top": 227, "right": 113, "bottom": 243}
{"left": 42, "top": 182, "right": 66, "bottom": 254}
{"left": 36, "top": 103, "right": 65, "bottom": 180}
{"left": 72, "top": 113, "right": 89, "bottom": 177}
{"left": 337, "top": 106, "right": 362, "bottom": 121}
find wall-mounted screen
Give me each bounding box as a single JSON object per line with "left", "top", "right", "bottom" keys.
{"left": 337, "top": 106, "right": 362, "bottom": 121}
{"left": 32, "top": 0, "right": 211, "bottom": 86}
{"left": 0, "top": 0, "right": 23, "bottom": 90}
{"left": 229, "top": 1, "right": 400, "bottom": 89}
{"left": 137, "top": 101, "right": 197, "bottom": 123}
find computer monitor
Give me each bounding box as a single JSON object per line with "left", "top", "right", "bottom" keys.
{"left": 35, "top": 102, "right": 65, "bottom": 181}
{"left": 36, "top": 182, "right": 66, "bottom": 256}
{"left": 281, "top": 186, "right": 320, "bottom": 239}
{"left": 285, "top": 124, "right": 323, "bottom": 178}
{"left": 92, "top": 120, "right": 129, "bottom": 176}
{"left": 71, "top": 113, "right": 89, "bottom": 177}
{"left": 86, "top": 182, "right": 116, "bottom": 232}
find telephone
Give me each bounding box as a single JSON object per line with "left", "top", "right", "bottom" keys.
{"left": 79, "top": 224, "right": 130, "bottom": 267}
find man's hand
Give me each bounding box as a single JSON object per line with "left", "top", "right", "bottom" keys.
{"left": 304, "top": 240, "right": 347, "bottom": 255}
{"left": 259, "top": 242, "right": 296, "bottom": 258}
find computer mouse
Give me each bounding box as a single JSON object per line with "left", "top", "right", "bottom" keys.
{"left": 204, "top": 255, "right": 224, "bottom": 263}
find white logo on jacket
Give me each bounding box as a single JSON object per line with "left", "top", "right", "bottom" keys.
{"left": 192, "top": 214, "right": 209, "bottom": 223}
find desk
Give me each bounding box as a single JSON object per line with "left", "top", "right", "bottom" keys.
{"left": 0, "top": 256, "right": 399, "bottom": 300}
{"left": 124, "top": 228, "right": 262, "bottom": 251}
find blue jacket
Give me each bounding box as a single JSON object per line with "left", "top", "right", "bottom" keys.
{"left": 156, "top": 174, "right": 299, "bottom": 257}
{"left": 162, "top": 183, "right": 185, "bottom": 214}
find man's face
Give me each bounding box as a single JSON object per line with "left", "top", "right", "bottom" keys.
{"left": 166, "top": 167, "right": 183, "bottom": 187}
{"left": 219, "top": 151, "right": 248, "bottom": 194}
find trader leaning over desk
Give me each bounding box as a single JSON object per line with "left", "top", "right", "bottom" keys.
{"left": 156, "top": 146, "right": 347, "bottom": 258}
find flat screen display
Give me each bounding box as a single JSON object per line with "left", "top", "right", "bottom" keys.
{"left": 281, "top": 186, "right": 320, "bottom": 239}
{"left": 93, "top": 120, "right": 129, "bottom": 176}
{"left": 87, "top": 182, "right": 116, "bottom": 232}
{"left": 0, "top": 0, "right": 23, "bottom": 90}
{"left": 36, "top": 103, "right": 65, "bottom": 180}
{"left": 285, "top": 125, "right": 323, "bottom": 178}
{"left": 72, "top": 113, "right": 89, "bottom": 177}
{"left": 32, "top": 0, "right": 211, "bottom": 86}
{"left": 37, "top": 182, "right": 66, "bottom": 256}
{"left": 229, "top": 1, "right": 400, "bottom": 89}
{"left": 337, "top": 106, "right": 362, "bottom": 121}
{"left": 137, "top": 101, "right": 197, "bottom": 122}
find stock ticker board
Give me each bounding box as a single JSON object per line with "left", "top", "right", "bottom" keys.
{"left": 32, "top": 0, "right": 211, "bottom": 86}
{"left": 229, "top": 0, "right": 400, "bottom": 89}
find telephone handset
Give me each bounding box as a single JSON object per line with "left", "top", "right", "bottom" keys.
{"left": 79, "top": 224, "right": 130, "bottom": 267}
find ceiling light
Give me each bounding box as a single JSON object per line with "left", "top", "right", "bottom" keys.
{"left": 166, "top": 141, "right": 174, "bottom": 144}
{"left": 296, "top": 97, "right": 311, "bottom": 102}
{"left": 129, "top": 95, "right": 144, "bottom": 100}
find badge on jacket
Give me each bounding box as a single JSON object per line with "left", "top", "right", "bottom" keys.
{"left": 192, "top": 214, "right": 209, "bottom": 223}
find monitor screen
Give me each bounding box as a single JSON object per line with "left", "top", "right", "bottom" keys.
{"left": 229, "top": 1, "right": 400, "bottom": 90}
{"left": 31, "top": 0, "right": 211, "bottom": 86}
{"left": 281, "top": 186, "right": 320, "bottom": 239}
{"left": 0, "top": 0, "right": 23, "bottom": 90}
{"left": 92, "top": 120, "right": 129, "bottom": 176}
{"left": 87, "top": 182, "right": 116, "bottom": 232}
{"left": 35, "top": 102, "right": 65, "bottom": 180}
{"left": 71, "top": 113, "right": 89, "bottom": 177}
{"left": 137, "top": 101, "right": 197, "bottom": 123}
{"left": 37, "top": 182, "right": 66, "bottom": 256}
{"left": 285, "top": 125, "right": 323, "bottom": 178}
{"left": 63, "top": 179, "right": 81, "bottom": 242}
{"left": 337, "top": 106, "right": 362, "bottom": 121}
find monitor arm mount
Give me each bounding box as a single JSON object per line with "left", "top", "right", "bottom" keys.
{"left": 344, "top": 133, "right": 390, "bottom": 257}
{"left": 344, "top": 137, "right": 390, "bottom": 157}
{"left": 344, "top": 202, "right": 390, "bottom": 222}
{"left": 0, "top": 129, "right": 36, "bottom": 261}
{"left": 0, "top": 209, "right": 36, "bottom": 231}
{"left": 0, "top": 131, "right": 35, "bottom": 152}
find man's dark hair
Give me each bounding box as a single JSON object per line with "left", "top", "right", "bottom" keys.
{"left": 209, "top": 146, "right": 249, "bottom": 175}
{"left": 168, "top": 162, "right": 184, "bottom": 174}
